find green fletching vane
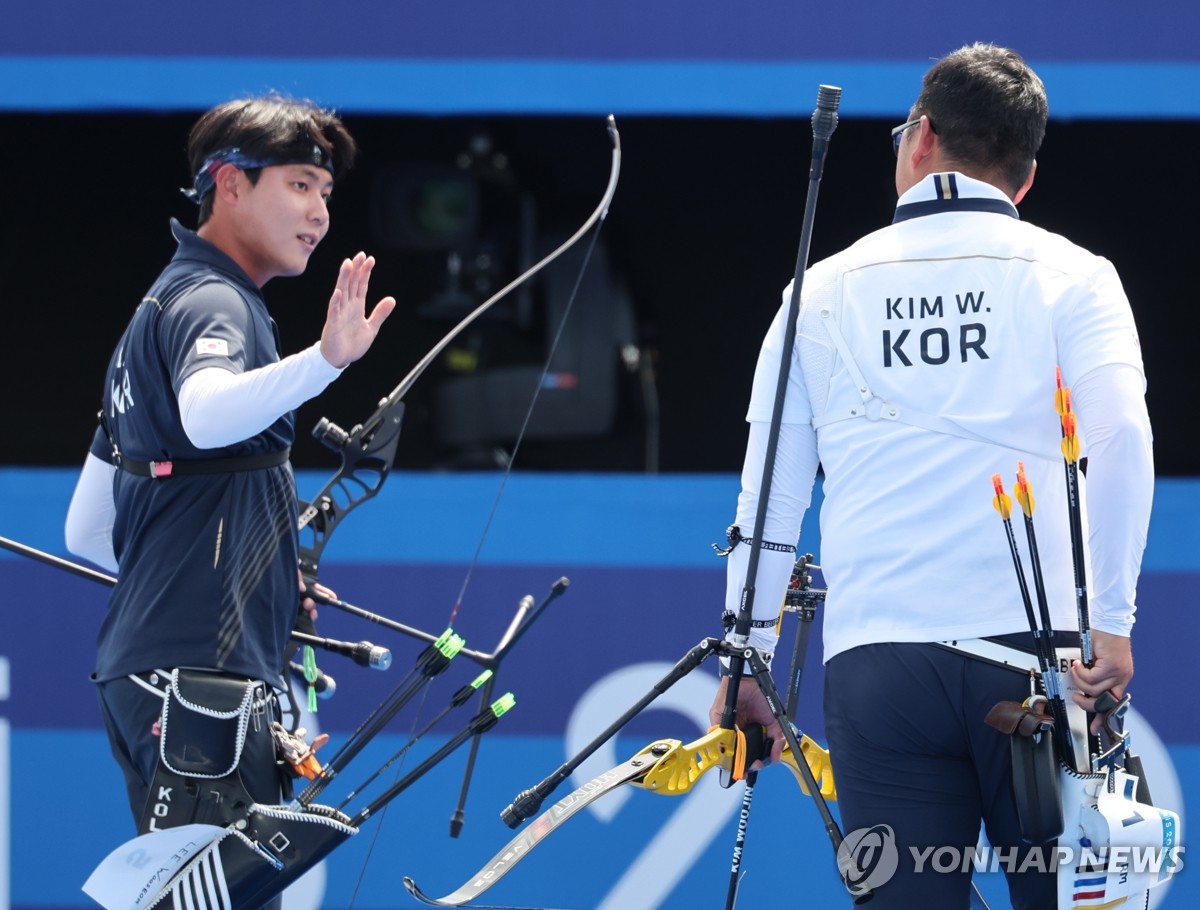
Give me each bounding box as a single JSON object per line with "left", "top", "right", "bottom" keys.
{"left": 491, "top": 693, "right": 517, "bottom": 717}
{"left": 433, "top": 628, "right": 466, "bottom": 659}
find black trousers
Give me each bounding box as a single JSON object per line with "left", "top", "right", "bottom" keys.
{"left": 824, "top": 642, "right": 1059, "bottom": 910}
{"left": 96, "top": 672, "right": 289, "bottom": 910}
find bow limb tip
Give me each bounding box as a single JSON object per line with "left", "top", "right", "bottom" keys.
{"left": 403, "top": 875, "right": 461, "bottom": 907}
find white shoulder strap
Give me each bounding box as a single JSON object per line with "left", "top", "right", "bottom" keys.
{"left": 811, "top": 301, "right": 1047, "bottom": 459}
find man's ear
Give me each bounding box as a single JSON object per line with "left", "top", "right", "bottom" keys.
{"left": 1013, "top": 159, "right": 1037, "bottom": 205}
{"left": 902, "top": 115, "right": 940, "bottom": 174}
{"left": 912, "top": 115, "right": 939, "bottom": 162}
{"left": 212, "top": 163, "right": 243, "bottom": 207}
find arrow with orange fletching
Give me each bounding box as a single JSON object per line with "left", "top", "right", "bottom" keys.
{"left": 1054, "top": 366, "right": 1093, "bottom": 665}
{"left": 1013, "top": 462, "right": 1062, "bottom": 654}
{"left": 992, "top": 473, "right": 1041, "bottom": 640}
{"left": 991, "top": 470, "right": 1077, "bottom": 770}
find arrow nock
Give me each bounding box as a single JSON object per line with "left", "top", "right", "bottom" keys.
{"left": 991, "top": 474, "right": 1013, "bottom": 520}
{"left": 1055, "top": 366, "right": 1081, "bottom": 464}
{"left": 1014, "top": 462, "right": 1035, "bottom": 518}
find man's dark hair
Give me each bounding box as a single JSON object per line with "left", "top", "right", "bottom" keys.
{"left": 913, "top": 43, "right": 1048, "bottom": 195}
{"left": 187, "top": 95, "right": 359, "bottom": 224}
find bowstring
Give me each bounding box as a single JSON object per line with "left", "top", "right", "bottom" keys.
{"left": 447, "top": 222, "right": 606, "bottom": 627}
{"left": 347, "top": 120, "right": 619, "bottom": 894}
{"left": 345, "top": 222, "right": 607, "bottom": 898}
{"left": 347, "top": 680, "right": 435, "bottom": 909}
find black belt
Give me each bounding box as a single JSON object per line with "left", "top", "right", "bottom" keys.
{"left": 989, "top": 630, "right": 1081, "bottom": 653}
{"left": 118, "top": 447, "right": 290, "bottom": 478}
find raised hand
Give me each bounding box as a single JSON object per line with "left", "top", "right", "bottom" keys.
{"left": 319, "top": 252, "right": 396, "bottom": 369}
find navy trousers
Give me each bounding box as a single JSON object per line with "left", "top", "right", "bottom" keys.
{"left": 824, "top": 641, "right": 1060, "bottom": 910}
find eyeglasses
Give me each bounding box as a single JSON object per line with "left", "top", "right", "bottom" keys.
{"left": 890, "top": 119, "right": 921, "bottom": 157}
{"left": 891, "top": 116, "right": 938, "bottom": 157}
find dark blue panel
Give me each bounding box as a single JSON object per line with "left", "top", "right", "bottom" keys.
{"left": 3, "top": 1, "right": 1197, "bottom": 61}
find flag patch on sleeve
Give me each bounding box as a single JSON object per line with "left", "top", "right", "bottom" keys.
{"left": 195, "top": 338, "right": 230, "bottom": 356}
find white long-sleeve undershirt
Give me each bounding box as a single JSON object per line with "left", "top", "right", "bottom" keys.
{"left": 65, "top": 452, "right": 119, "bottom": 571}
{"left": 1068, "top": 362, "right": 1154, "bottom": 635}
{"left": 178, "top": 342, "right": 342, "bottom": 449}
{"left": 722, "top": 421, "right": 819, "bottom": 663}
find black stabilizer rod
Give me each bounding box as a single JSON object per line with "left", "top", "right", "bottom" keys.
{"left": 725, "top": 555, "right": 824, "bottom": 910}
{"left": 1, "top": 535, "right": 116, "bottom": 585}
{"left": 720, "top": 84, "right": 842, "bottom": 727}
{"left": 710, "top": 85, "right": 870, "bottom": 903}
{"left": 349, "top": 692, "right": 517, "bottom": 827}
{"left": 500, "top": 639, "right": 719, "bottom": 828}
{"left": 1, "top": 536, "right": 392, "bottom": 665}
{"left": 449, "top": 577, "right": 570, "bottom": 836}
{"left": 742, "top": 646, "right": 872, "bottom": 903}
{"left": 302, "top": 577, "right": 569, "bottom": 670}
{"left": 297, "top": 630, "right": 462, "bottom": 806}
{"left": 290, "top": 630, "right": 392, "bottom": 670}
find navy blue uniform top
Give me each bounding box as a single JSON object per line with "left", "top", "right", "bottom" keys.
{"left": 91, "top": 219, "right": 297, "bottom": 686}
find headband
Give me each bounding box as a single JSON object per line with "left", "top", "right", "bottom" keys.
{"left": 181, "top": 144, "right": 335, "bottom": 204}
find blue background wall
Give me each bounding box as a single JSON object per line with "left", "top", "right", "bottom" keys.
{"left": 3, "top": 1, "right": 1200, "bottom": 117}
{"left": 1, "top": 468, "right": 1195, "bottom": 909}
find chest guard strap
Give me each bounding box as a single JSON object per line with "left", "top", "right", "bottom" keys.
{"left": 810, "top": 303, "right": 1052, "bottom": 460}
{"left": 117, "top": 447, "right": 290, "bottom": 478}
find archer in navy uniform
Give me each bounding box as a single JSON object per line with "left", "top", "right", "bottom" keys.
{"left": 65, "top": 97, "right": 395, "bottom": 842}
